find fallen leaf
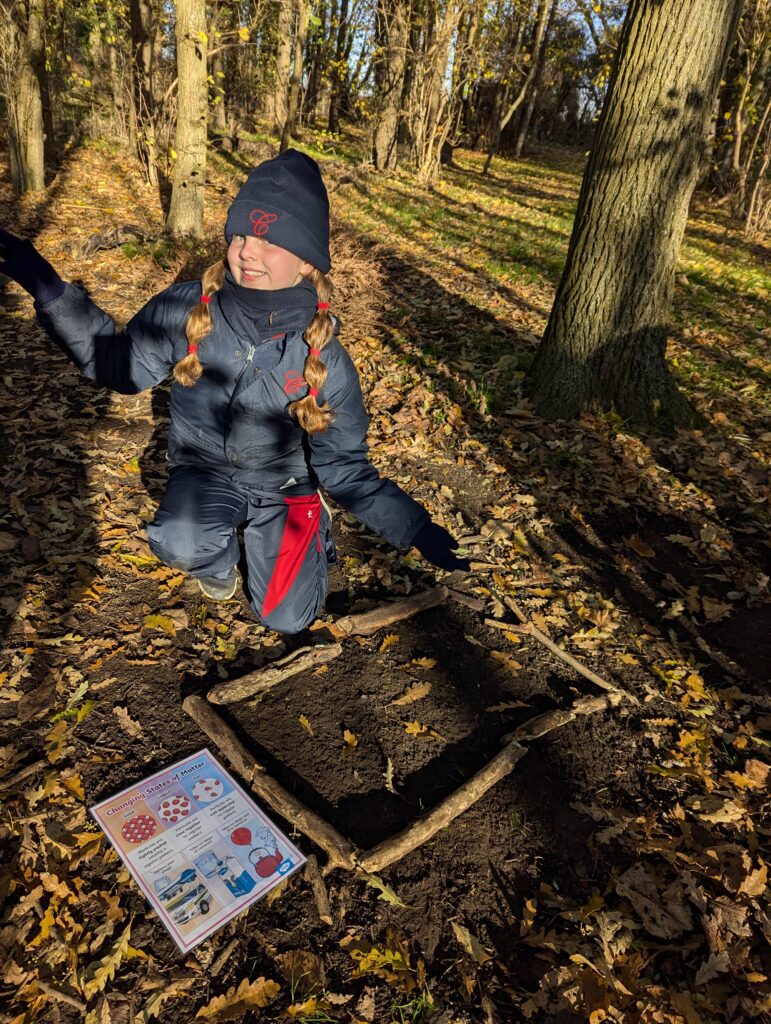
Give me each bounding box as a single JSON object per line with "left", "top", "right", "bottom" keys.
{"left": 379, "top": 633, "right": 400, "bottom": 654}
{"left": 486, "top": 700, "right": 529, "bottom": 712}
{"left": 403, "top": 720, "right": 444, "bottom": 740}
{"left": 343, "top": 728, "right": 359, "bottom": 751}
{"left": 489, "top": 650, "right": 523, "bottom": 673}
{"left": 384, "top": 758, "right": 396, "bottom": 794}
{"left": 196, "top": 977, "right": 280, "bottom": 1021}
{"left": 114, "top": 706, "right": 142, "bottom": 739}
{"left": 451, "top": 920, "right": 492, "bottom": 964}
{"left": 695, "top": 950, "right": 730, "bottom": 986}
{"left": 356, "top": 868, "right": 407, "bottom": 907}
{"left": 626, "top": 534, "right": 656, "bottom": 558}
{"left": 143, "top": 613, "right": 178, "bottom": 637}
{"left": 389, "top": 681, "right": 432, "bottom": 706}
{"left": 298, "top": 715, "right": 314, "bottom": 738}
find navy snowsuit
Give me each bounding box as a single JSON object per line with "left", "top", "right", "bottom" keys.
{"left": 35, "top": 277, "right": 430, "bottom": 633}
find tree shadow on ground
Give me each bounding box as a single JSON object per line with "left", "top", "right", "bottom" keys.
{"left": 358, "top": 242, "right": 770, "bottom": 686}
{"left": 0, "top": 142, "right": 117, "bottom": 730}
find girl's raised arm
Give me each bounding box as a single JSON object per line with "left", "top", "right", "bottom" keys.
{"left": 0, "top": 228, "right": 188, "bottom": 395}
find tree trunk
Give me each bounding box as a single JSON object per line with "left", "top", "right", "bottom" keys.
{"left": 4, "top": 0, "right": 47, "bottom": 193}
{"left": 372, "top": 0, "right": 410, "bottom": 170}
{"left": 166, "top": 0, "right": 208, "bottom": 238}
{"left": 525, "top": 0, "right": 745, "bottom": 427}
{"left": 130, "top": 0, "right": 159, "bottom": 185}
{"left": 513, "top": 0, "right": 556, "bottom": 156}
{"left": 280, "top": 0, "right": 309, "bottom": 150}
{"left": 327, "top": 0, "right": 349, "bottom": 132}
{"left": 210, "top": 1, "right": 228, "bottom": 133}
{"left": 273, "top": 0, "right": 293, "bottom": 132}
{"left": 483, "top": 0, "right": 549, "bottom": 175}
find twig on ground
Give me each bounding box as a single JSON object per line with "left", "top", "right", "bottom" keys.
{"left": 357, "top": 693, "right": 618, "bottom": 873}
{"left": 35, "top": 981, "right": 85, "bottom": 1012}
{"left": 208, "top": 643, "right": 343, "bottom": 705}
{"left": 182, "top": 695, "right": 358, "bottom": 871}
{"left": 210, "top": 938, "right": 239, "bottom": 977}
{"left": 305, "top": 854, "right": 333, "bottom": 925}
{"left": 447, "top": 588, "right": 487, "bottom": 612}
{"left": 335, "top": 586, "right": 449, "bottom": 636}
{"left": 0, "top": 759, "right": 45, "bottom": 791}
{"left": 503, "top": 595, "right": 639, "bottom": 704}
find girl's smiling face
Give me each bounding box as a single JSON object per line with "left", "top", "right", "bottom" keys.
{"left": 227, "top": 234, "right": 313, "bottom": 290}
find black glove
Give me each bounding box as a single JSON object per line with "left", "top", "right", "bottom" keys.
{"left": 412, "top": 521, "right": 470, "bottom": 572}
{"left": 0, "top": 227, "right": 65, "bottom": 305}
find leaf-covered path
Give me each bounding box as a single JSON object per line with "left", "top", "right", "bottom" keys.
{"left": 1, "top": 134, "right": 770, "bottom": 1023}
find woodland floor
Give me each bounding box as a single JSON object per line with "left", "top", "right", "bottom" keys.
{"left": 0, "top": 128, "right": 770, "bottom": 1024}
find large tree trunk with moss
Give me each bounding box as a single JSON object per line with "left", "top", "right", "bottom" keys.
{"left": 526, "top": 0, "right": 744, "bottom": 427}
{"left": 166, "top": 0, "right": 207, "bottom": 238}
{"left": 372, "top": 0, "right": 409, "bottom": 170}
{"left": 3, "top": 0, "right": 47, "bottom": 193}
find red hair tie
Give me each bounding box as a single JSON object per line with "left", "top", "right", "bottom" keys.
{"left": 316, "top": 301, "right": 329, "bottom": 310}
{"left": 187, "top": 342, "right": 199, "bottom": 354}
{"left": 308, "top": 387, "right": 319, "bottom": 398}
{"left": 309, "top": 347, "right": 321, "bottom": 357}
{"left": 200, "top": 295, "right": 211, "bottom": 304}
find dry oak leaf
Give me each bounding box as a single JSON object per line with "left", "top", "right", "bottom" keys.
{"left": 738, "top": 862, "right": 768, "bottom": 898}
{"left": 626, "top": 534, "right": 656, "bottom": 558}
{"left": 403, "top": 720, "right": 444, "bottom": 740}
{"left": 379, "top": 633, "right": 400, "bottom": 654}
{"left": 489, "top": 650, "right": 523, "bottom": 673}
{"left": 615, "top": 864, "right": 693, "bottom": 938}
{"left": 343, "top": 728, "right": 359, "bottom": 750}
{"left": 196, "top": 978, "right": 280, "bottom": 1021}
{"left": 298, "top": 715, "right": 314, "bottom": 738}
{"left": 276, "top": 950, "right": 325, "bottom": 996}
{"left": 114, "top": 706, "right": 142, "bottom": 739}
{"left": 389, "top": 681, "right": 432, "bottom": 706}
{"left": 451, "top": 921, "right": 492, "bottom": 964}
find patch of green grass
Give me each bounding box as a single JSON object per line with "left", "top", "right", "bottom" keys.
{"left": 389, "top": 990, "right": 436, "bottom": 1024}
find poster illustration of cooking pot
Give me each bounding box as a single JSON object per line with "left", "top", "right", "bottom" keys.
{"left": 90, "top": 748, "right": 305, "bottom": 953}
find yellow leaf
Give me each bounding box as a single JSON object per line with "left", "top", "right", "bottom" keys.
{"left": 618, "top": 653, "right": 640, "bottom": 665}
{"left": 342, "top": 728, "right": 359, "bottom": 750}
{"left": 520, "top": 897, "right": 537, "bottom": 936}
{"left": 403, "top": 720, "right": 443, "bottom": 740}
{"left": 299, "top": 715, "right": 314, "bottom": 738}
{"left": 379, "top": 633, "right": 400, "bottom": 653}
{"left": 143, "top": 613, "right": 177, "bottom": 637}
{"left": 404, "top": 657, "right": 437, "bottom": 671}
{"left": 238, "top": 26, "right": 249, "bottom": 40}
{"left": 82, "top": 923, "right": 132, "bottom": 998}
{"left": 389, "top": 681, "right": 432, "bottom": 706}
{"left": 626, "top": 534, "right": 656, "bottom": 558}
{"left": 196, "top": 978, "right": 280, "bottom": 1021}
{"left": 198, "top": 29, "right": 208, "bottom": 44}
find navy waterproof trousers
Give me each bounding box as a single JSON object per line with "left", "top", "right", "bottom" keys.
{"left": 146, "top": 466, "right": 334, "bottom": 634}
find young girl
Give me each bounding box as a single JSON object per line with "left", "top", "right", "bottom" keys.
{"left": 0, "top": 149, "right": 468, "bottom": 635}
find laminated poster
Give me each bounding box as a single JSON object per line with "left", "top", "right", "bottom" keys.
{"left": 90, "top": 748, "right": 306, "bottom": 953}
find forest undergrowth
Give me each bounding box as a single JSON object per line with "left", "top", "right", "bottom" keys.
{"left": 0, "top": 129, "right": 769, "bottom": 1024}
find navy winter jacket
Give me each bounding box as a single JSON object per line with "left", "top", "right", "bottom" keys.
{"left": 35, "top": 279, "right": 430, "bottom": 550}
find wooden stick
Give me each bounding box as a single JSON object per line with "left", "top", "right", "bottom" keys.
{"left": 36, "top": 981, "right": 86, "bottom": 1012}
{"left": 208, "top": 643, "right": 343, "bottom": 705}
{"left": 304, "top": 854, "right": 333, "bottom": 925}
{"left": 447, "top": 588, "right": 487, "bottom": 612}
{"left": 210, "top": 938, "right": 239, "bottom": 977}
{"left": 503, "top": 596, "right": 638, "bottom": 705}
{"left": 335, "top": 586, "right": 449, "bottom": 637}
{"left": 182, "top": 696, "right": 358, "bottom": 871}
{"left": 357, "top": 694, "right": 616, "bottom": 873}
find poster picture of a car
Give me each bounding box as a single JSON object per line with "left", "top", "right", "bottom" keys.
{"left": 153, "top": 868, "right": 213, "bottom": 926}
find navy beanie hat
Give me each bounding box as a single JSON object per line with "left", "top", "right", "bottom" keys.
{"left": 224, "top": 149, "right": 331, "bottom": 273}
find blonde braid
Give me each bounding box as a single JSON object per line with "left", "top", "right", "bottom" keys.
{"left": 173, "top": 260, "right": 226, "bottom": 386}
{"left": 289, "top": 267, "right": 335, "bottom": 434}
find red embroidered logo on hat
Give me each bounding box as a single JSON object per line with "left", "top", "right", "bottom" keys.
{"left": 250, "top": 209, "right": 278, "bottom": 237}
{"left": 284, "top": 370, "right": 305, "bottom": 395}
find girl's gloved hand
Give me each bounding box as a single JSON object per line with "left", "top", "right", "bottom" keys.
{"left": 412, "top": 521, "right": 471, "bottom": 572}
{"left": 0, "top": 227, "right": 65, "bottom": 305}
